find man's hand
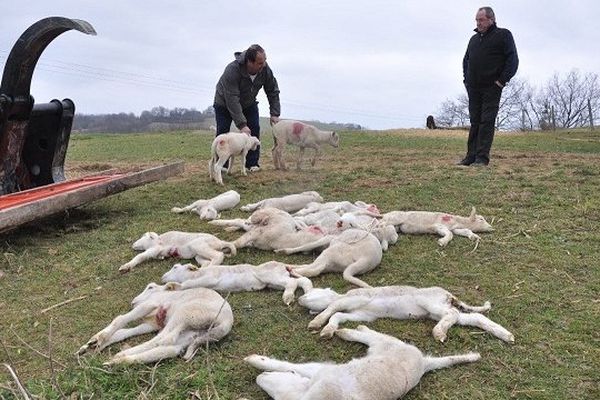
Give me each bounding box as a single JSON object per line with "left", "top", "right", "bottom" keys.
{"left": 495, "top": 80, "right": 504, "bottom": 88}
{"left": 240, "top": 126, "right": 251, "bottom": 135}
{"left": 270, "top": 116, "right": 280, "bottom": 126}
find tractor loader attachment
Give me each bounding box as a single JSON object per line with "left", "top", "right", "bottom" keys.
{"left": 0, "top": 18, "right": 184, "bottom": 232}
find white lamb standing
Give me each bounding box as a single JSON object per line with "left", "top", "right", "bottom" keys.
{"left": 77, "top": 284, "right": 233, "bottom": 365}
{"left": 245, "top": 325, "right": 480, "bottom": 400}
{"left": 298, "top": 285, "right": 515, "bottom": 342}
{"left": 240, "top": 191, "right": 323, "bottom": 213}
{"left": 271, "top": 120, "right": 340, "bottom": 170}
{"left": 381, "top": 206, "right": 493, "bottom": 246}
{"left": 119, "top": 231, "right": 236, "bottom": 272}
{"left": 171, "top": 190, "right": 240, "bottom": 220}
{"left": 208, "top": 132, "right": 260, "bottom": 185}
{"left": 161, "top": 261, "right": 313, "bottom": 305}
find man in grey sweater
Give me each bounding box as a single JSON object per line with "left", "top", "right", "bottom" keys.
{"left": 213, "top": 44, "right": 281, "bottom": 171}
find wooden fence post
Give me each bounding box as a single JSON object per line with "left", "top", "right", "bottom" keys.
{"left": 588, "top": 99, "right": 594, "bottom": 131}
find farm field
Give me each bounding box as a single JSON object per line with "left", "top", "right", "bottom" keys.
{"left": 1, "top": 128, "right": 599, "bottom": 399}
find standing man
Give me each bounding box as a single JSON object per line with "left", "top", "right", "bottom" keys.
{"left": 213, "top": 44, "right": 281, "bottom": 172}
{"left": 459, "top": 6, "right": 518, "bottom": 166}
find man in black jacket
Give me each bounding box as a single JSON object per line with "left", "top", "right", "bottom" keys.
{"left": 459, "top": 7, "right": 518, "bottom": 166}
{"left": 213, "top": 44, "right": 281, "bottom": 172}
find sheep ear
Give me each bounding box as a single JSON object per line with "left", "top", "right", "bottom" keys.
{"left": 187, "top": 264, "right": 199, "bottom": 271}
{"left": 331, "top": 132, "right": 337, "bottom": 138}
{"left": 150, "top": 232, "right": 159, "bottom": 240}
{"left": 165, "top": 282, "right": 181, "bottom": 291}
{"left": 469, "top": 207, "right": 477, "bottom": 220}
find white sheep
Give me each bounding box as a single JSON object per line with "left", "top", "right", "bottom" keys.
{"left": 284, "top": 229, "right": 383, "bottom": 288}
{"left": 271, "top": 120, "right": 340, "bottom": 170}
{"left": 161, "top": 261, "right": 313, "bottom": 305}
{"left": 119, "top": 231, "right": 236, "bottom": 272}
{"left": 245, "top": 325, "right": 480, "bottom": 400}
{"left": 298, "top": 285, "right": 515, "bottom": 342}
{"left": 171, "top": 190, "right": 240, "bottom": 220}
{"left": 293, "top": 200, "right": 381, "bottom": 217}
{"left": 240, "top": 191, "right": 323, "bottom": 213}
{"left": 381, "top": 207, "right": 493, "bottom": 246}
{"left": 77, "top": 284, "right": 233, "bottom": 364}
{"left": 209, "top": 132, "right": 260, "bottom": 185}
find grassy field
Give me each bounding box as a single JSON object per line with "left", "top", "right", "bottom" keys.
{"left": 1, "top": 128, "right": 599, "bottom": 399}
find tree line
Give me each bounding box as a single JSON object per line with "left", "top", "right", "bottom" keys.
{"left": 434, "top": 69, "right": 600, "bottom": 131}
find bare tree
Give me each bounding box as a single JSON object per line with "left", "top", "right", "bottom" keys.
{"left": 496, "top": 78, "right": 535, "bottom": 130}
{"left": 534, "top": 69, "right": 600, "bottom": 129}
{"left": 434, "top": 94, "right": 469, "bottom": 128}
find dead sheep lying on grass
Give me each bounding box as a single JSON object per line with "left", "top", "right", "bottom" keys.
{"left": 78, "top": 284, "right": 233, "bottom": 364}
{"left": 298, "top": 285, "right": 515, "bottom": 342}
{"left": 161, "top": 261, "right": 313, "bottom": 305}
{"left": 119, "top": 231, "right": 236, "bottom": 272}
{"left": 171, "top": 190, "right": 240, "bottom": 220}
{"left": 381, "top": 207, "right": 493, "bottom": 246}
{"left": 240, "top": 191, "right": 323, "bottom": 213}
{"left": 271, "top": 119, "right": 340, "bottom": 170}
{"left": 245, "top": 325, "right": 480, "bottom": 400}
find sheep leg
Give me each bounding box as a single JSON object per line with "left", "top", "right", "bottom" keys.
{"left": 189, "top": 243, "right": 225, "bottom": 267}
{"left": 213, "top": 156, "right": 228, "bottom": 185}
{"left": 95, "top": 323, "right": 158, "bottom": 352}
{"left": 276, "top": 236, "right": 333, "bottom": 255}
{"left": 241, "top": 151, "right": 249, "bottom": 175}
{"left": 107, "top": 343, "right": 186, "bottom": 365}
{"left": 232, "top": 231, "right": 257, "bottom": 249}
{"left": 319, "top": 311, "right": 375, "bottom": 338}
{"left": 457, "top": 313, "right": 515, "bottom": 343}
{"left": 452, "top": 228, "right": 481, "bottom": 241}
{"left": 256, "top": 371, "right": 310, "bottom": 400}
{"left": 434, "top": 224, "right": 453, "bottom": 246}
{"left": 310, "top": 147, "right": 321, "bottom": 167}
{"left": 209, "top": 218, "right": 251, "bottom": 231}
{"left": 181, "top": 318, "right": 232, "bottom": 361}
{"left": 289, "top": 261, "right": 328, "bottom": 278}
{"left": 432, "top": 308, "right": 460, "bottom": 342}
{"left": 334, "top": 325, "right": 384, "bottom": 346}
{"left": 296, "top": 147, "right": 306, "bottom": 170}
{"left": 245, "top": 355, "right": 326, "bottom": 378}
{"left": 307, "top": 297, "right": 371, "bottom": 330}
{"left": 342, "top": 260, "right": 374, "bottom": 288}
{"left": 78, "top": 304, "right": 156, "bottom": 354}
{"left": 119, "top": 247, "right": 163, "bottom": 272}
{"left": 423, "top": 352, "right": 481, "bottom": 372}
{"left": 180, "top": 274, "right": 220, "bottom": 290}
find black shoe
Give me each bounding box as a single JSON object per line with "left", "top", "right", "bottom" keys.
{"left": 471, "top": 159, "right": 489, "bottom": 167}
{"left": 457, "top": 157, "right": 475, "bottom": 166}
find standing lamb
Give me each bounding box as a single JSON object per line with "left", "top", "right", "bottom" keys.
{"left": 272, "top": 120, "right": 339, "bottom": 170}
{"left": 245, "top": 325, "right": 480, "bottom": 400}
{"left": 209, "top": 132, "right": 260, "bottom": 185}
{"left": 77, "top": 284, "right": 233, "bottom": 364}
{"left": 171, "top": 190, "right": 240, "bottom": 220}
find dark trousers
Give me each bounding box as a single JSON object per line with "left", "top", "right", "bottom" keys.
{"left": 213, "top": 103, "right": 261, "bottom": 168}
{"left": 466, "top": 85, "right": 503, "bottom": 164}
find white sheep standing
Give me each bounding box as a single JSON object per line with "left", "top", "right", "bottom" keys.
{"left": 77, "top": 284, "right": 233, "bottom": 364}
{"left": 171, "top": 190, "right": 240, "bottom": 220}
{"left": 271, "top": 120, "right": 339, "bottom": 170}
{"left": 298, "top": 285, "right": 515, "bottom": 342}
{"left": 245, "top": 325, "right": 480, "bottom": 400}
{"left": 381, "top": 206, "right": 493, "bottom": 246}
{"left": 161, "top": 261, "right": 313, "bottom": 305}
{"left": 209, "top": 132, "right": 260, "bottom": 185}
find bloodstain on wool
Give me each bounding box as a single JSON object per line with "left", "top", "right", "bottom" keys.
{"left": 308, "top": 225, "right": 324, "bottom": 235}
{"left": 155, "top": 305, "right": 169, "bottom": 329}
{"left": 292, "top": 122, "right": 304, "bottom": 136}
{"left": 168, "top": 247, "right": 180, "bottom": 258}
{"left": 441, "top": 215, "right": 453, "bottom": 222}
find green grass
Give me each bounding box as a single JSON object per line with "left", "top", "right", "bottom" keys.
{"left": 1, "top": 128, "right": 600, "bottom": 399}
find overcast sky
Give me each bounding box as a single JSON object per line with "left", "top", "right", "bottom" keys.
{"left": 2, "top": 1, "right": 598, "bottom": 129}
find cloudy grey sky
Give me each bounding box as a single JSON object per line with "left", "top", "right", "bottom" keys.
{"left": 2, "top": 1, "right": 598, "bottom": 129}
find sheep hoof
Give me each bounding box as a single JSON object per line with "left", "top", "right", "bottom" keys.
{"left": 320, "top": 326, "right": 336, "bottom": 339}
{"left": 118, "top": 264, "right": 131, "bottom": 273}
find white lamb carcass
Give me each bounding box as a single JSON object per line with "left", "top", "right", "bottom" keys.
{"left": 77, "top": 284, "right": 233, "bottom": 364}
{"left": 208, "top": 132, "right": 260, "bottom": 185}
{"left": 245, "top": 325, "right": 480, "bottom": 400}
{"left": 171, "top": 190, "right": 240, "bottom": 220}
{"left": 271, "top": 120, "right": 340, "bottom": 170}
{"left": 381, "top": 207, "right": 493, "bottom": 246}
{"left": 119, "top": 231, "right": 236, "bottom": 272}
{"left": 240, "top": 191, "right": 323, "bottom": 213}
{"left": 298, "top": 285, "right": 514, "bottom": 342}
{"left": 161, "top": 261, "right": 313, "bottom": 305}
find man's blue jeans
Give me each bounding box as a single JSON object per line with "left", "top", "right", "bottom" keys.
{"left": 213, "top": 103, "right": 261, "bottom": 168}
